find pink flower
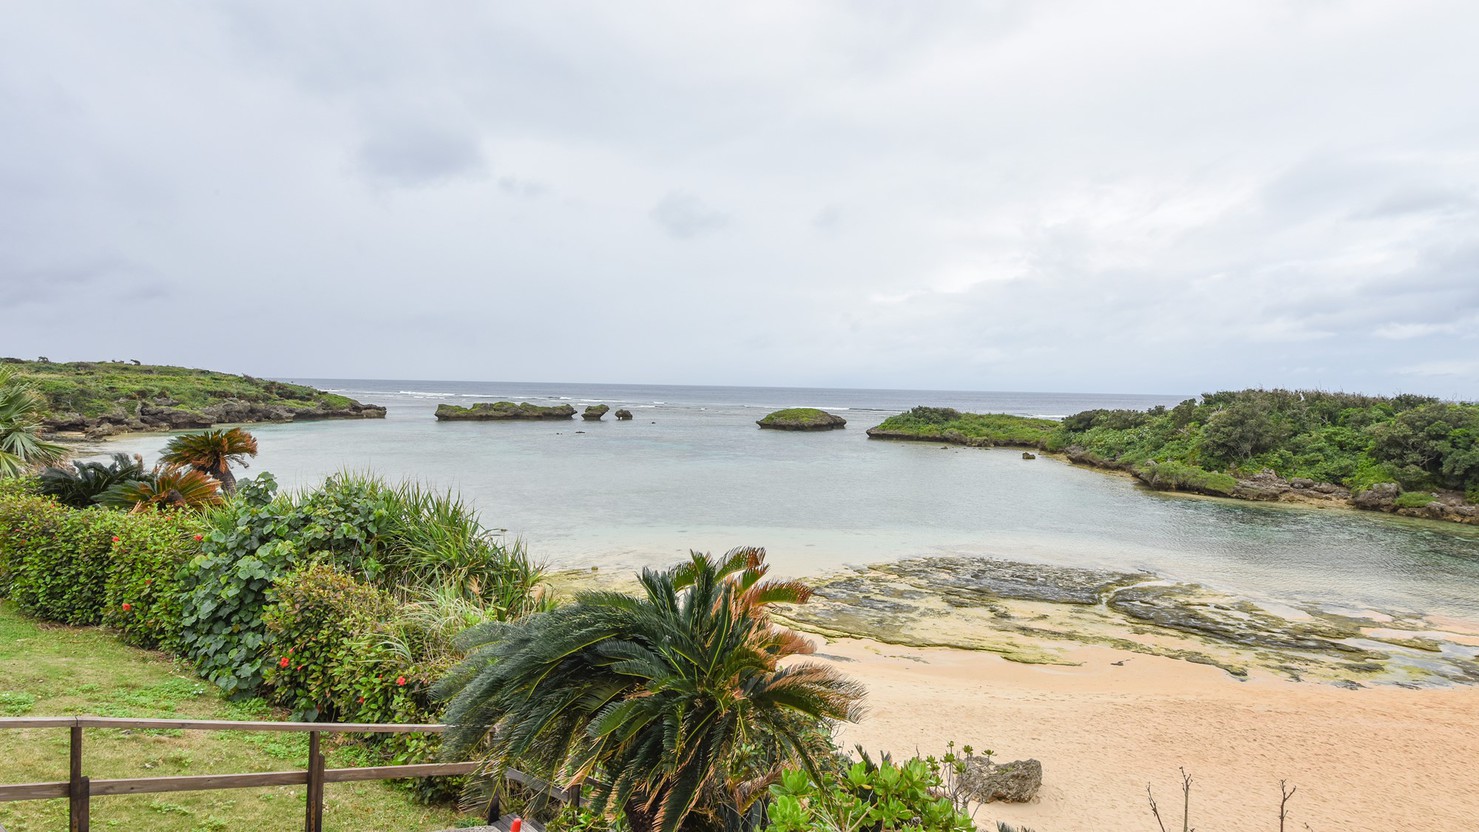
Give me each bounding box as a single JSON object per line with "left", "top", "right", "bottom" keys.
{"left": 396, "top": 676, "right": 407, "bottom": 687}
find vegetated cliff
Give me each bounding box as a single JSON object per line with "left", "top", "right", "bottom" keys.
{"left": 434, "top": 402, "right": 577, "bottom": 421}
{"left": 5, "top": 359, "right": 385, "bottom": 438}
{"left": 868, "top": 391, "right": 1479, "bottom": 524}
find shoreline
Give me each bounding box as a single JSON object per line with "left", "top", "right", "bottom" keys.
{"left": 818, "top": 633, "right": 1479, "bottom": 829}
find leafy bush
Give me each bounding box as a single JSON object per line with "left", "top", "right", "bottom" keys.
{"left": 180, "top": 472, "right": 545, "bottom": 697}
{"left": 102, "top": 512, "right": 207, "bottom": 650}
{"left": 1134, "top": 461, "right": 1237, "bottom": 497}
{"left": 0, "top": 497, "right": 125, "bottom": 624}
{"left": 1394, "top": 491, "right": 1437, "bottom": 509}
{"left": 870, "top": 409, "right": 1058, "bottom": 447}
{"left": 261, "top": 563, "right": 398, "bottom": 721}
{"left": 98, "top": 465, "right": 225, "bottom": 512}
{"left": 765, "top": 755, "right": 975, "bottom": 832}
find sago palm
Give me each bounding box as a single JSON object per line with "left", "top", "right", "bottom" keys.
{"left": 436, "top": 547, "right": 865, "bottom": 832}
{"left": 0, "top": 366, "right": 67, "bottom": 478}
{"left": 39, "top": 453, "right": 147, "bottom": 507}
{"left": 98, "top": 465, "right": 225, "bottom": 513}
{"left": 160, "top": 427, "right": 258, "bottom": 493}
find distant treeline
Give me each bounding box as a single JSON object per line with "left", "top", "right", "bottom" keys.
{"left": 869, "top": 390, "right": 1479, "bottom": 503}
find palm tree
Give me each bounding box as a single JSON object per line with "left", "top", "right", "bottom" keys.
{"left": 0, "top": 366, "right": 67, "bottom": 478}
{"left": 98, "top": 465, "right": 225, "bottom": 513}
{"left": 160, "top": 427, "right": 258, "bottom": 493}
{"left": 436, "top": 547, "right": 864, "bottom": 832}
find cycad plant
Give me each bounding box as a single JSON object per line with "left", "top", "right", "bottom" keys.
{"left": 160, "top": 427, "right": 258, "bottom": 493}
{"left": 436, "top": 547, "right": 865, "bottom": 832}
{"left": 0, "top": 366, "right": 67, "bottom": 477}
{"left": 39, "top": 453, "right": 147, "bottom": 507}
{"left": 98, "top": 465, "right": 225, "bottom": 512}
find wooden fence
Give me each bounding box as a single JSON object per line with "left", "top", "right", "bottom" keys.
{"left": 0, "top": 716, "right": 486, "bottom": 832}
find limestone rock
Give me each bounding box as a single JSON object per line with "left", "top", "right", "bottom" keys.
{"left": 959, "top": 758, "right": 1042, "bottom": 804}
{"left": 756, "top": 408, "right": 847, "bottom": 431}
{"left": 582, "top": 404, "right": 610, "bottom": 421}
{"left": 435, "top": 402, "right": 577, "bottom": 421}
{"left": 614, "top": 409, "right": 633, "bottom": 420}
{"left": 1021, "top": 452, "right": 1036, "bottom": 460}
{"left": 1353, "top": 482, "right": 1400, "bottom": 510}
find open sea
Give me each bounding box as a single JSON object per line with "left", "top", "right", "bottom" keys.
{"left": 97, "top": 380, "right": 1479, "bottom": 621}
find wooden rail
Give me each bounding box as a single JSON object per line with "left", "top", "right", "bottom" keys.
{"left": 0, "top": 715, "right": 508, "bottom": 832}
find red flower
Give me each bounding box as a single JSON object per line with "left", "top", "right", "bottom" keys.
{"left": 144, "top": 579, "right": 152, "bottom": 585}
{"left": 357, "top": 696, "right": 365, "bottom": 704}
{"left": 121, "top": 603, "right": 132, "bottom": 612}
{"left": 193, "top": 534, "right": 203, "bottom": 542}
{"left": 287, "top": 647, "right": 293, "bottom": 654}
{"left": 279, "top": 656, "right": 290, "bottom": 668}
{"left": 111, "top": 537, "right": 120, "bottom": 543}
{"left": 395, "top": 676, "right": 407, "bottom": 686}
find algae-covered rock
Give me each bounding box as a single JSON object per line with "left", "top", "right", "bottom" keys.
{"left": 614, "top": 409, "right": 633, "bottom": 420}
{"left": 582, "top": 404, "right": 610, "bottom": 421}
{"left": 757, "top": 408, "right": 847, "bottom": 431}
{"left": 435, "top": 402, "right": 577, "bottom": 421}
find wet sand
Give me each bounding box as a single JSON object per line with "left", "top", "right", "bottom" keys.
{"left": 818, "top": 636, "right": 1479, "bottom": 830}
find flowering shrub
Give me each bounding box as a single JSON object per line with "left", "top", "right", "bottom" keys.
{"left": 101, "top": 511, "right": 207, "bottom": 651}
{"left": 261, "top": 562, "right": 397, "bottom": 721}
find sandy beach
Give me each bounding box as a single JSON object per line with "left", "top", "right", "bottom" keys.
{"left": 817, "top": 636, "right": 1479, "bottom": 831}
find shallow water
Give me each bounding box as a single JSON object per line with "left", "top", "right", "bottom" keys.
{"left": 97, "top": 380, "right": 1479, "bottom": 620}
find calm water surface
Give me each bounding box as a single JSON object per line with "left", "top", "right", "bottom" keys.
{"left": 98, "top": 381, "right": 1479, "bottom": 621}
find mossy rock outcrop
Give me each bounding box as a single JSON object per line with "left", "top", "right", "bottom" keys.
{"left": 435, "top": 402, "right": 576, "bottom": 421}
{"left": 582, "top": 404, "right": 610, "bottom": 421}
{"left": 756, "top": 408, "right": 847, "bottom": 431}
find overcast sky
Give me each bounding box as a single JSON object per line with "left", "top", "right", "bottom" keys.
{"left": 3, "top": 2, "right": 1478, "bottom": 397}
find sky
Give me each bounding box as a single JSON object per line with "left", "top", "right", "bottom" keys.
{"left": 3, "top": 2, "right": 1478, "bottom": 398}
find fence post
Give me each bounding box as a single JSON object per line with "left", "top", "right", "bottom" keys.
{"left": 304, "top": 731, "right": 324, "bottom": 832}
{"left": 69, "top": 723, "right": 89, "bottom": 832}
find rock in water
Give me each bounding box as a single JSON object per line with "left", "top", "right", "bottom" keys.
{"left": 756, "top": 408, "right": 847, "bottom": 431}
{"left": 1022, "top": 451, "right": 1036, "bottom": 459}
{"left": 614, "top": 409, "right": 633, "bottom": 420}
{"left": 582, "top": 404, "right": 610, "bottom": 421}
{"left": 959, "top": 758, "right": 1043, "bottom": 804}
{"left": 435, "top": 402, "right": 577, "bottom": 421}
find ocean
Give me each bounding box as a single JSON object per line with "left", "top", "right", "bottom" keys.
{"left": 97, "top": 380, "right": 1479, "bottom": 620}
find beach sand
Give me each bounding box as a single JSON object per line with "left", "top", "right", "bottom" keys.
{"left": 815, "top": 636, "right": 1479, "bottom": 831}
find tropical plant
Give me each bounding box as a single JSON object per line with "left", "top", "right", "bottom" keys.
{"left": 97, "top": 465, "right": 225, "bottom": 513}
{"left": 436, "top": 547, "right": 866, "bottom": 832}
{"left": 0, "top": 366, "right": 67, "bottom": 478}
{"left": 160, "top": 427, "right": 259, "bottom": 493}
{"left": 38, "top": 453, "right": 147, "bottom": 508}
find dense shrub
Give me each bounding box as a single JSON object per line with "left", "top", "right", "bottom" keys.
{"left": 102, "top": 511, "right": 208, "bottom": 650}
{"left": 1134, "top": 461, "right": 1237, "bottom": 497}
{"left": 765, "top": 755, "right": 974, "bottom": 832}
{"left": 262, "top": 563, "right": 398, "bottom": 721}
{"left": 0, "top": 497, "right": 125, "bottom": 624}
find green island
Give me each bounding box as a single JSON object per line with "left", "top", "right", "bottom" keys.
{"left": 756, "top": 407, "right": 847, "bottom": 430}
{"left": 868, "top": 390, "right": 1479, "bottom": 524}
{"left": 4, "top": 358, "right": 384, "bottom": 437}
{"left": 434, "top": 401, "right": 578, "bottom": 421}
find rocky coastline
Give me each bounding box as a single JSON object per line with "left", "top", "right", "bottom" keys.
{"left": 47, "top": 398, "right": 386, "bottom": 438}
{"left": 434, "top": 402, "right": 577, "bottom": 421}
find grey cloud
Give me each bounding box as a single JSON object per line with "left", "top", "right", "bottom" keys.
{"left": 356, "top": 125, "right": 486, "bottom": 188}
{"left": 650, "top": 192, "right": 729, "bottom": 240}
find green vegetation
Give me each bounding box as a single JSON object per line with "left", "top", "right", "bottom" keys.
{"left": 435, "top": 401, "right": 578, "bottom": 421}
{"left": 756, "top": 408, "right": 847, "bottom": 430}
{"left": 765, "top": 752, "right": 975, "bottom": 832}
{"left": 38, "top": 453, "right": 146, "bottom": 508}
{"left": 866, "top": 407, "right": 1057, "bottom": 448}
{"left": 436, "top": 548, "right": 865, "bottom": 832}
{"left": 1048, "top": 389, "right": 1479, "bottom": 500}
{"left": 0, "top": 366, "right": 67, "bottom": 477}
{"left": 0, "top": 602, "right": 467, "bottom": 832}
{"left": 869, "top": 391, "right": 1479, "bottom": 512}
{"left": 160, "top": 427, "right": 259, "bottom": 493}
{"left": 4, "top": 358, "right": 377, "bottom": 427}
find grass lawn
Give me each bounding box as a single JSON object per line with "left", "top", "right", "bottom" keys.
{"left": 0, "top": 603, "right": 471, "bottom": 832}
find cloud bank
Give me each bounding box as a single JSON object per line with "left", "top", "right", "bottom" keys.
{"left": 2, "top": 1, "right": 1477, "bottom": 397}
